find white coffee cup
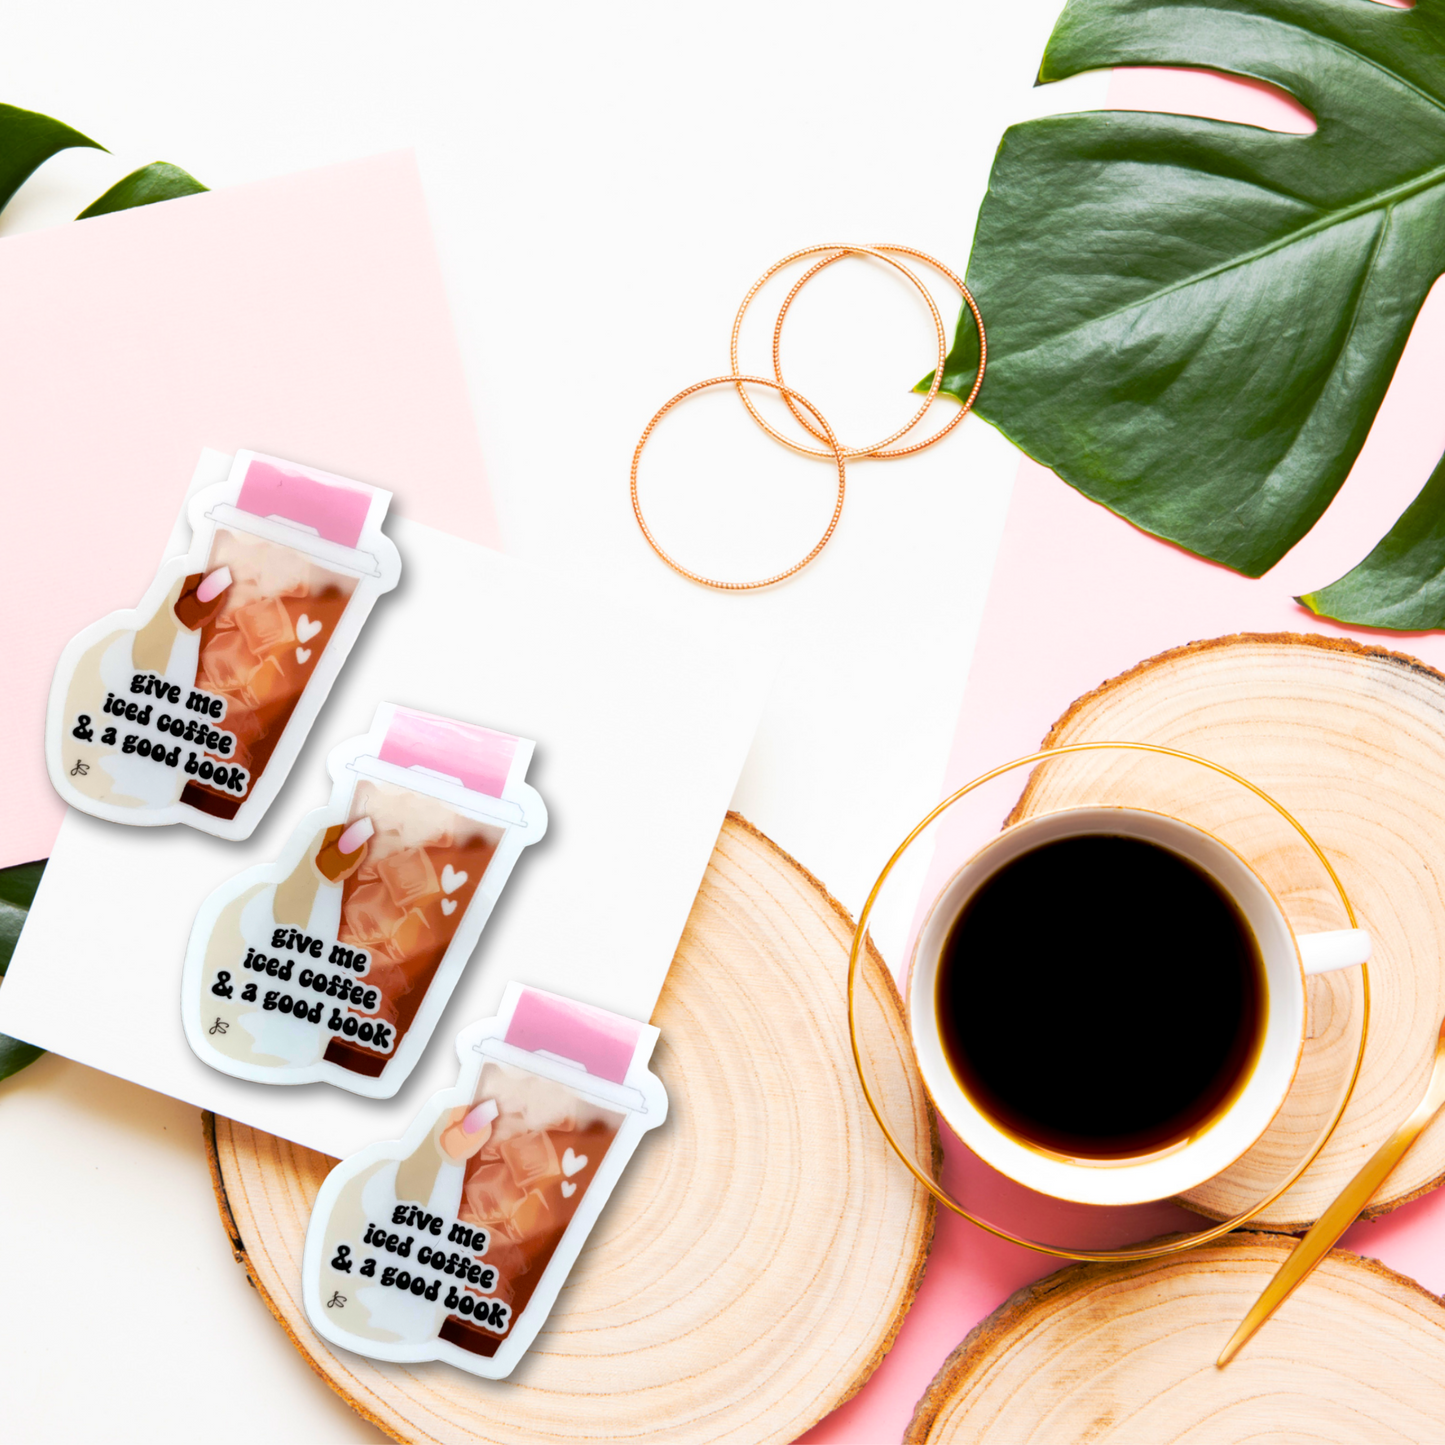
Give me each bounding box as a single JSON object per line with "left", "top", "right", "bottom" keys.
{"left": 907, "top": 806, "right": 1370, "bottom": 1206}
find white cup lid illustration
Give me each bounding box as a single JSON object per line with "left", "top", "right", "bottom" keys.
{"left": 351, "top": 706, "right": 541, "bottom": 830}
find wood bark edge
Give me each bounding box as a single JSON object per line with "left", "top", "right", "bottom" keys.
{"left": 201, "top": 1113, "right": 383, "bottom": 1438}
{"left": 1040, "top": 630, "right": 1445, "bottom": 755}
{"left": 902, "top": 1231, "right": 1445, "bottom": 1444}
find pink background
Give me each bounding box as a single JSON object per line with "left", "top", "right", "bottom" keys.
{"left": 0, "top": 151, "right": 499, "bottom": 870}
{"left": 802, "top": 56, "right": 1445, "bottom": 1443}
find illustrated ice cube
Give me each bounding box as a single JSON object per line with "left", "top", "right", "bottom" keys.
{"left": 358, "top": 958, "right": 408, "bottom": 1005}
{"left": 255, "top": 545, "right": 309, "bottom": 599}
{"left": 462, "top": 1161, "right": 526, "bottom": 1224}
{"left": 377, "top": 846, "right": 441, "bottom": 909}
{"left": 233, "top": 595, "right": 296, "bottom": 652}
{"left": 245, "top": 655, "right": 290, "bottom": 706}
{"left": 222, "top": 581, "right": 262, "bottom": 613}
{"left": 500, "top": 1129, "right": 561, "bottom": 1190}
{"left": 388, "top": 907, "right": 433, "bottom": 961}
{"left": 198, "top": 631, "right": 261, "bottom": 691}
{"left": 342, "top": 881, "right": 407, "bottom": 946}
{"left": 481, "top": 1237, "right": 525, "bottom": 1282}
{"left": 219, "top": 699, "right": 263, "bottom": 743}
{"left": 507, "top": 1188, "right": 552, "bottom": 1242}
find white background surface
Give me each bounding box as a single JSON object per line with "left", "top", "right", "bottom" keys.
{"left": 0, "top": 4, "right": 1105, "bottom": 1440}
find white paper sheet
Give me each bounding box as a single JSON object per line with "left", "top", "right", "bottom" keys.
{"left": 0, "top": 455, "right": 772, "bottom": 1158}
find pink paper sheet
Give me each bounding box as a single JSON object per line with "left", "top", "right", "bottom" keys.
{"left": 0, "top": 152, "right": 498, "bottom": 869}
{"left": 801, "top": 60, "right": 1445, "bottom": 1444}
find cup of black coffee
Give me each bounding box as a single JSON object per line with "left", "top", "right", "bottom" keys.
{"left": 907, "top": 807, "right": 1371, "bottom": 1205}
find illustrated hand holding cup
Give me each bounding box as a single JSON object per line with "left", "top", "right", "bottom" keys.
{"left": 315, "top": 816, "right": 374, "bottom": 882}
{"left": 440, "top": 1099, "right": 499, "bottom": 1163}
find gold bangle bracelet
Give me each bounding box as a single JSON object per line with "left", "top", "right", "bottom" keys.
{"left": 773, "top": 243, "right": 985, "bottom": 459}
{"left": 629, "top": 374, "right": 847, "bottom": 591}
{"left": 632, "top": 242, "right": 979, "bottom": 588}
{"left": 729, "top": 243, "right": 947, "bottom": 460}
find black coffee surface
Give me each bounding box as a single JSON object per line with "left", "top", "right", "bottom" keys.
{"left": 936, "top": 833, "right": 1264, "bottom": 1160}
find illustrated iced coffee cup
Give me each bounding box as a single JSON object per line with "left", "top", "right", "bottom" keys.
{"left": 182, "top": 703, "right": 547, "bottom": 1096}
{"left": 47, "top": 449, "right": 402, "bottom": 839}
{"left": 302, "top": 984, "right": 667, "bottom": 1379}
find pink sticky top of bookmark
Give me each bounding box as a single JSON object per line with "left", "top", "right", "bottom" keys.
{"left": 379, "top": 707, "right": 517, "bottom": 798}
{"left": 236, "top": 458, "right": 371, "bottom": 548}
{"left": 505, "top": 989, "right": 640, "bottom": 1085}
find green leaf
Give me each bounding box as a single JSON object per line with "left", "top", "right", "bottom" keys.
{"left": 77, "top": 160, "right": 207, "bottom": 219}
{"left": 915, "top": 299, "right": 983, "bottom": 401}
{"left": 946, "top": 0, "right": 1445, "bottom": 597}
{"left": 0, "top": 859, "right": 45, "bottom": 978}
{"left": 0, "top": 1035, "right": 43, "bottom": 1085}
{"left": 1300, "top": 449, "right": 1445, "bottom": 628}
{"left": 0, "top": 102, "right": 103, "bottom": 215}
{"left": 0, "top": 859, "right": 46, "bottom": 1085}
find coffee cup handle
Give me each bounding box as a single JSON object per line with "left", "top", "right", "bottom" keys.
{"left": 1297, "top": 929, "right": 1372, "bottom": 976}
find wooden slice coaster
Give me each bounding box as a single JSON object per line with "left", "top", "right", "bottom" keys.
{"left": 206, "top": 812, "right": 937, "bottom": 1445}
{"left": 904, "top": 1233, "right": 1445, "bottom": 1445}
{"left": 1011, "top": 633, "right": 1445, "bottom": 1228}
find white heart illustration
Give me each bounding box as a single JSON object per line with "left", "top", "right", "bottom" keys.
{"left": 562, "top": 1148, "right": 588, "bottom": 1178}
{"left": 440, "top": 898, "right": 457, "bottom": 916}
{"left": 560, "top": 1180, "right": 577, "bottom": 1198}
{"left": 294, "top": 647, "right": 312, "bottom": 665}
{"left": 441, "top": 865, "right": 468, "bottom": 895}
{"left": 296, "top": 614, "right": 323, "bottom": 643}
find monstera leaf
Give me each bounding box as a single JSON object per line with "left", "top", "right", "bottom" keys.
{"left": 0, "top": 106, "right": 203, "bottom": 1085}
{"left": 932, "top": 0, "right": 1445, "bottom": 628}
{"left": 0, "top": 103, "right": 101, "bottom": 211}
{"left": 77, "top": 159, "right": 207, "bottom": 218}
{"left": 0, "top": 861, "right": 46, "bottom": 1083}
{"left": 0, "top": 103, "right": 206, "bottom": 225}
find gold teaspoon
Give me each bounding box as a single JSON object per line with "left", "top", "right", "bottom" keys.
{"left": 1218, "top": 1012, "right": 1445, "bottom": 1367}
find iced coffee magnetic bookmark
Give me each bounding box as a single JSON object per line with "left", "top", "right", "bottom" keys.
{"left": 182, "top": 703, "right": 546, "bottom": 1096}
{"left": 46, "top": 450, "right": 402, "bottom": 839}
{"left": 302, "top": 983, "right": 666, "bottom": 1378}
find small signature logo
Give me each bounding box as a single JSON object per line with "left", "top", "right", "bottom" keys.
{"left": 69, "top": 760, "right": 90, "bottom": 777}
{"left": 326, "top": 1291, "right": 347, "bottom": 1309}
{"left": 208, "top": 1018, "right": 229, "bottom": 1036}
